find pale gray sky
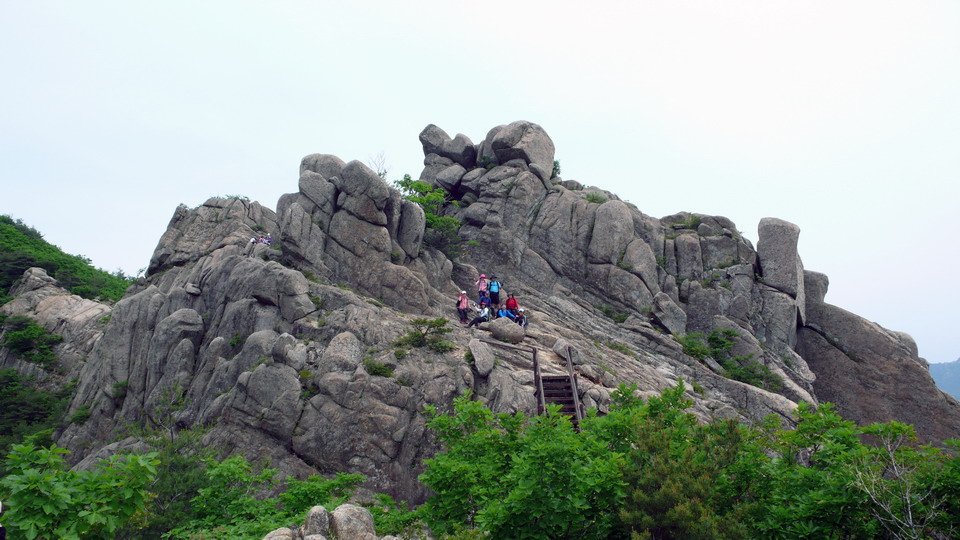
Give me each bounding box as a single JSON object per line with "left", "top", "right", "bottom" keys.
{"left": 2, "top": 1, "right": 958, "bottom": 363}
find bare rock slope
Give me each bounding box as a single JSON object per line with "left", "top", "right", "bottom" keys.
{"left": 3, "top": 121, "right": 958, "bottom": 503}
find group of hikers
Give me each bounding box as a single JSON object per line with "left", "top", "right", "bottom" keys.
{"left": 457, "top": 273, "right": 528, "bottom": 329}
{"left": 250, "top": 233, "right": 273, "bottom": 245}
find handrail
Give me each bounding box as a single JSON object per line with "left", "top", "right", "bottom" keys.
{"left": 533, "top": 348, "right": 545, "bottom": 415}
{"left": 565, "top": 346, "right": 584, "bottom": 425}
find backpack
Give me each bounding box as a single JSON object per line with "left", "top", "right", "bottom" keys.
{"left": 489, "top": 281, "right": 500, "bottom": 293}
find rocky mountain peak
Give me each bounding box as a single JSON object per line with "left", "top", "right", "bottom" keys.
{"left": 3, "top": 121, "right": 958, "bottom": 504}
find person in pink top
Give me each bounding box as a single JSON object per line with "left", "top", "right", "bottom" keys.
{"left": 456, "top": 290, "right": 470, "bottom": 324}
{"left": 475, "top": 273, "right": 488, "bottom": 301}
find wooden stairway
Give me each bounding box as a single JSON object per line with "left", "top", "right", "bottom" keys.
{"left": 478, "top": 340, "right": 585, "bottom": 427}
{"left": 539, "top": 375, "right": 582, "bottom": 419}
{"left": 534, "top": 346, "right": 584, "bottom": 428}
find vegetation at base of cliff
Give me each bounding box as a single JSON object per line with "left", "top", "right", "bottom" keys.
{"left": 0, "top": 313, "right": 64, "bottom": 367}
{"left": 421, "top": 382, "right": 960, "bottom": 539}
{"left": 0, "top": 214, "right": 134, "bottom": 303}
{"left": 3, "top": 382, "right": 960, "bottom": 538}
{"left": 394, "top": 175, "right": 464, "bottom": 260}
{"left": 0, "top": 369, "right": 74, "bottom": 460}
{"left": 0, "top": 444, "right": 158, "bottom": 539}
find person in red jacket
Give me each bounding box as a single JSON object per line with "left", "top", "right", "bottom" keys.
{"left": 504, "top": 293, "right": 519, "bottom": 315}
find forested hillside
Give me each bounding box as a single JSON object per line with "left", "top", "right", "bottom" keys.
{"left": 0, "top": 215, "right": 132, "bottom": 304}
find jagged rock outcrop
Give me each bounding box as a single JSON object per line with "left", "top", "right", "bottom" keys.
{"left": 3, "top": 120, "right": 958, "bottom": 510}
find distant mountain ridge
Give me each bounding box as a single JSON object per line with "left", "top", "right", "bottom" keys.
{"left": 931, "top": 359, "right": 960, "bottom": 400}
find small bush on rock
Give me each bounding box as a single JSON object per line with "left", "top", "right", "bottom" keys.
{"left": 395, "top": 317, "right": 453, "bottom": 351}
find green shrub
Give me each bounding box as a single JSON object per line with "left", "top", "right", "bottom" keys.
{"left": 69, "top": 404, "right": 92, "bottom": 424}
{"left": 0, "top": 314, "right": 63, "bottom": 367}
{"left": 364, "top": 358, "right": 394, "bottom": 377}
{"left": 677, "top": 332, "right": 711, "bottom": 360}
{"left": 607, "top": 341, "right": 631, "bottom": 355}
{"left": 229, "top": 333, "right": 245, "bottom": 348}
{"left": 585, "top": 192, "right": 606, "bottom": 204}
{"left": 112, "top": 381, "right": 129, "bottom": 400}
{"left": 596, "top": 305, "right": 628, "bottom": 324}
{"left": 551, "top": 160, "right": 561, "bottom": 179}
{"left": 367, "top": 493, "right": 425, "bottom": 537}
{"left": 310, "top": 295, "right": 324, "bottom": 311}
{"left": 429, "top": 339, "right": 456, "bottom": 353}
{"left": 394, "top": 317, "right": 453, "bottom": 352}
{"left": 722, "top": 355, "right": 784, "bottom": 391}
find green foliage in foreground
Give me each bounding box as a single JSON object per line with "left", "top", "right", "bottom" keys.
{"left": 0, "top": 444, "right": 158, "bottom": 540}
{"left": 0, "top": 215, "right": 134, "bottom": 302}
{"left": 421, "top": 383, "right": 960, "bottom": 539}
{"left": 394, "top": 175, "right": 464, "bottom": 260}
{"left": 4, "top": 383, "right": 960, "bottom": 539}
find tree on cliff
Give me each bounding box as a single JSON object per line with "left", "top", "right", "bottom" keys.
{"left": 393, "top": 175, "right": 464, "bottom": 259}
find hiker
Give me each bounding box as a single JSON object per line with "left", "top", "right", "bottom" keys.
{"left": 475, "top": 273, "right": 488, "bottom": 301}
{"left": 497, "top": 307, "right": 516, "bottom": 320}
{"left": 265, "top": 233, "right": 272, "bottom": 245}
{"left": 468, "top": 303, "right": 490, "bottom": 328}
{"left": 504, "top": 293, "right": 519, "bottom": 315}
{"left": 456, "top": 290, "right": 470, "bottom": 324}
{"left": 515, "top": 308, "right": 528, "bottom": 328}
{"left": 258, "top": 235, "right": 266, "bottom": 244}
{"left": 488, "top": 275, "right": 503, "bottom": 311}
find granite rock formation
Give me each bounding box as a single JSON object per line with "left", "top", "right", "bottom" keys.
{"left": 3, "top": 121, "right": 958, "bottom": 507}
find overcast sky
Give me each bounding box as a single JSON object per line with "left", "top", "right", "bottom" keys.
{"left": 2, "top": 1, "right": 957, "bottom": 364}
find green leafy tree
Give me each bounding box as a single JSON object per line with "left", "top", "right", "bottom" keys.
{"left": 394, "top": 175, "right": 464, "bottom": 259}
{"left": 0, "top": 444, "right": 158, "bottom": 540}
{"left": 590, "top": 381, "right": 748, "bottom": 539}
{"left": 851, "top": 422, "right": 953, "bottom": 539}
{"left": 730, "top": 402, "right": 879, "bottom": 539}
{"left": 420, "top": 393, "right": 625, "bottom": 539}
{"left": 166, "top": 455, "right": 366, "bottom": 539}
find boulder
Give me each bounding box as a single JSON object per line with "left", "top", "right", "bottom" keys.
{"left": 300, "top": 153, "right": 346, "bottom": 179}
{"left": 330, "top": 503, "right": 378, "bottom": 540}
{"left": 469, "top": 338, "right": 496, "bottom": 376}
{"left": 419, "top": 125, "right": 477, "bottom": 168}
{"left": 587, "top": 200, "right": 634, "bottom": 265}
{"left": 798, "top": 302, "right": 960, "bottom": 443}
{"left": 489, "top": 317, "right": 526, "bottom": 344}
{"left": 435, "top": 164, "right": 467, "bottom": 193}
{"left": 302, "top": 505, "right": 331, "bottom": 537}
{"left": 652, "top": 292, "right": 686, "bottom": 335}
{"left": 757, "top": 217, "right": 803, "bottom": 298}
{"left": 490, "top": 121, "right": 556, "bottom": 182}
{"left": 262, "top": 527, "right": 296, "bottom": 540}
